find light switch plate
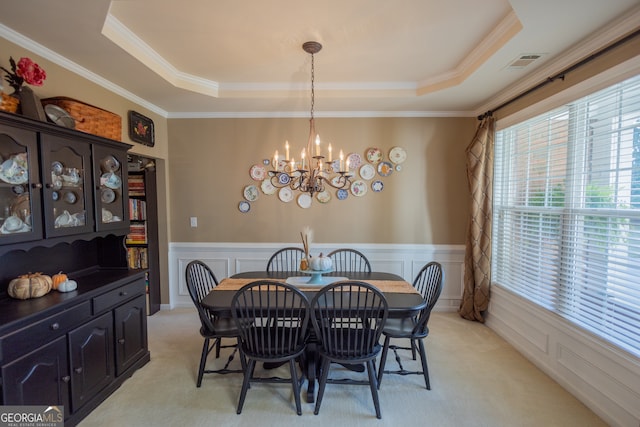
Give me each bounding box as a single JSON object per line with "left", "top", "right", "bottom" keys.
{"left": 190, "top": 217, "right": 197, "bottom": 227}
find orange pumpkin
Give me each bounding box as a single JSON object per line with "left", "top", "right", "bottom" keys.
{"left": 52, "top": 272, "right": 68, "bottom": 290}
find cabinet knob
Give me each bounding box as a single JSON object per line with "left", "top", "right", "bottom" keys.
{"left": 118, "top": 338, "right": 125, "bottom": 345}
{"left": 50, "top": 322, "right": 60, "bottom": 330}
{"left": 74, "top": 367, "right": 83, "bottom": 374}
{"left": 31, "top": 182, "right": 43, "bottom": 189}
{"left": 120, "top": 291, "right": 128, "bottom": 296}
{"left": 62, "top": 376, "right": 71, "bottom": 383}
{"left": 45, "top": 183, "right": 53, "bottom": 189}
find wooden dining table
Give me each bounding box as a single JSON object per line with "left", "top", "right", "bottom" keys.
{"left": 200, "top": 270, "right": 426, "bottom": 403}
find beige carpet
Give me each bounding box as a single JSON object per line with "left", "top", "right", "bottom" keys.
{"left": 79, "top": 309, "right": 606, "bottom": 427}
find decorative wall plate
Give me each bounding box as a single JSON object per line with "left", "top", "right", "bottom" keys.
{"left": 238, "top": 201, "right": 251, "bottom": 213}
{"left": 366, "top": 147, "right": 383, "bottom": 164}
{"left": 372, "top": 180, "right": 384, "bottom": 192}
{"left": 249, "top": 164, "right": 266, "bottom": 181}
{"left": 336, "top": 189, "right": 348, "bottom": 200}
{"left": 316, "top": 190, "right": 331, "bottom": 203}
{"left": 359, "top": 163, "right": 375, "bottom": 180}
{"left": 297, "top": 193, "right": 312, "bottom": 209}
{"left": 243, "top": 184, "right": 259, "bottom": 202}
{"left": 278, "top": 173, "right": 291, "bottom": 185}
{"left": 278, "top": 187, "right": 293, "bottom": 202}
{"left": 350, "top": 180, "right": 368, "bottom": 197}
{"left": 389, "top": 146, "right": 407, "bottom": 164}
{"left": 346, "top": 152, "right": 362, "bottom": 170}
{"left": 260, "top": 179, "right": 276, "bottom": 195}
{"left": 377, "top": 161, "right": 394, "bottom": 177}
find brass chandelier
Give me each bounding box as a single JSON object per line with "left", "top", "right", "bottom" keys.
{"left": 268, "top": 41, "right": 352, "bottom": 197}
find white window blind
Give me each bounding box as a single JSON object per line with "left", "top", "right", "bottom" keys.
{"left": 493, "top": 74, "right": 640, "bottom": 357}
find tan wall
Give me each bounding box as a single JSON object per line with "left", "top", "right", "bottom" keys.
{"left": 167, "top": 117, "right": 476, "bottom": 245}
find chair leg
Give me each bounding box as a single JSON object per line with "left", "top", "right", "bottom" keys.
{"left": 313, "top": 358, "right": 331, "bottom": 415}
{"left": 236, "top": 359, "right": 256, "bottom": 414}
{"left": 367, "top": 359, "right": 382, "bottom": 419}
{"left": 417, "top": 339, "right": 431, "bottom": 390}
{"left": 411, "top": 338, "right": 417, "bottom": 360}
{"left": 289, "top": 359, "right": 302, "bottom": 415}
{"left": 377, "top": 334, "right": 391, "bottom": 389}
{"left": 197, "top": 338, "right": 210, "bottom": 387}
{"left": 215, "top": 337, "right": 222, "bottom": 358}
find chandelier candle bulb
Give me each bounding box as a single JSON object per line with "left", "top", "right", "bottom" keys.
{"left": 301, "top": 149, "right": 306, "bottom": 169}
{"left": 328, "top": 144, "right": 332, "bottom": 162}
{"left": 285, "top": 141, "right": 290, "bottom": 160}
{"left": 274, "top": 151, "right": 279, "bottom": 170}
{"left": 315, "top": 135, "right": 321, "bottom": 156}
{"left": 340, "top": 150, "right": 344, "bottom": 171}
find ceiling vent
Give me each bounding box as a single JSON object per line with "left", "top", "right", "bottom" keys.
{"left": 506, "top": 54, "right": 544, "bottom": 69}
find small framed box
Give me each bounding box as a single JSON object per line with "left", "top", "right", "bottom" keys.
{"left": 128, "top": 110, "right": 155, "bottom": 146}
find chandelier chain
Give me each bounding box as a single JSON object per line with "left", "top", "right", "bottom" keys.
{"left": 310, "top": 52, "right": 315, "bottom": 121}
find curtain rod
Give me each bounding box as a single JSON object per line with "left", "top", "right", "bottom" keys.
{"left": 477, "top": 27, "right": 640, "bottom": 120}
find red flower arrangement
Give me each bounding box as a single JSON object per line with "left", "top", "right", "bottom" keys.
{"left": 1, "top": 56, "right": 47, "bottom": 94}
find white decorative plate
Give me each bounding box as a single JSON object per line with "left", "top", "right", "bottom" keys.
{"left": 278, "top": 173, "right": 291, "bottom": 185}
{"left": 297, "top": 193, "right": 312, "bottom": 209}
{"left": 350, "top": 180, "right": 368, "bottom": 197}
{"left": 359, "top": 163, "right": 376, "bottom": 180}
{"left": 243, "top": 184, "right": 259, "bottom": 202}
{"left": 238, "top": 201, "right": 250, "bottom": 213}
{"left": 389, "top": 146, "right": 407, "bottom": 164}
{"left": 249, "top": 164, "right": 267, "bottom": 181}
{"left": 346, "top": 152, "right": 362, "bottom": 170}
{"left": 372, "top": 180, "right": 384, "bottom": 192}
{"left": 260, "top": 179, "right": 276, "bottom": 195}
{"left": 316, "top": 190, "right": 331, "bottom": 203}
{"left": 278, "top": 187, "right": 293, "bottom": 202}
{"left": 366, "top": 147, "right": 383, "bottom": 164}
{"left": 377, "top": 161, "right": 394, "bottom": 177}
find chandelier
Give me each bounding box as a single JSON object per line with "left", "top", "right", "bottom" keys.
{"left": 268, "top": 41, "right": 352, "bottom": 197}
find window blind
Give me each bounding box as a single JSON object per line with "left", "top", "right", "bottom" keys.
{"left": 493, "top": 74, "right": 640, "bottom": 357}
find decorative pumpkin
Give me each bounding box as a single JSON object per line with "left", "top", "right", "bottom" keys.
{"left": 309, "top": 253, "right": 333, "bottom": 271}
{"left": 57, "top": 279, "right": 77, "bottom": 293}
{"left": 52, "top": 272, "right": 68, "bottom": 290}
{"left": 7, "top": 272, "right": 53, "bottom": 300}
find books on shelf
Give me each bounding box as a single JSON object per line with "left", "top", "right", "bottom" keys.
{"left": 127, "top": 247, "right": 148, "bottom": 269}
{"left": 126, "top": 221, "right": 147, "bottom": 244}
{"left": 129, "top": 199, "right": 147, "bottom": 220}
{"left": 128, "top": 175, "right": 145, "bottom": 197}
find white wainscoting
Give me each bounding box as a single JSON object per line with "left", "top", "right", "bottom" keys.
{"left": 487, "top": 285, "right": 640, "bottom": 427}
{"left": 168, "top": 242, "right": 465, "bottom": 310}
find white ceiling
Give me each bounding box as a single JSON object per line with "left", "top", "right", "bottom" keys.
{"left": 0, "top": 0, "right": 638, "bottom": 118}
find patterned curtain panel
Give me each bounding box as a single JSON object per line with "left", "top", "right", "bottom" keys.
{"left": 459, "top": 116, "right": 495, "bottom": 322}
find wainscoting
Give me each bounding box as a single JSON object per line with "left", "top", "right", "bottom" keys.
{"left": 487, "top": 285, "right": 640, "bottom": 427}
{"left": 168, "top": 242, "right": 465, "bottom": 310}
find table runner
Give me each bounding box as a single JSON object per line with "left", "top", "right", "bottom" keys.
{"left": 216, "top": 277, "right": 419, "bottom": 294}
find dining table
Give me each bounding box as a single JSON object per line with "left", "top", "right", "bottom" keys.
{"left": 200, "top": 270, "right": 426, "bottom": 403}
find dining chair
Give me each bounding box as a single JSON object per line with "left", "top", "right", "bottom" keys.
{"left": 185, "top": 260, "right": 245, "bottom": 387}
{"left": 377, "top": 261, "right": 444, "bottom": 390}
{"left": 231, "top": 281, "right": 310, "bottom": 415}
{"left": 310, "top": 281, "right": 388, "bottom": 419}
{"left": 266, "top": 247, "right": 305, "bottom": 272}
{"left": 327, "top": 248, "right": 372, "bottom": 273}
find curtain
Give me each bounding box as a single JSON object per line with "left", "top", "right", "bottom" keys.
{"left": 459, "top": 116, "right": 495, "bottom": 322}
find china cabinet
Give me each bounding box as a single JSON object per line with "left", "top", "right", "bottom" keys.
{"left": 0, "top": 111, "right": 149, "bottom": 427}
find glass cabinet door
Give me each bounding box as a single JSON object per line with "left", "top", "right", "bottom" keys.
{"left": 41, "top": 134, "right": 94, "bottom": 237}
{"left": 0, "top": 125, "right": 42, "bottom": 244}
{"left": 93, "top": 145, "right": 128, "bottom": 231}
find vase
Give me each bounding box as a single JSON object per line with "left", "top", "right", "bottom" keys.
{"left": 0, "top": 92, "right": 20, "bottom": 113}
{"left": 16, "top": 86, "right": 47, "bottom": 121}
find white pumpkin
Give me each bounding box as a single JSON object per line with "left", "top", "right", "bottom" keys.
{"left": 57, "top": 279, "right": 78, "bottom": 293}
{"left": 309, "top": 253, "right": 333, "bottom": 271}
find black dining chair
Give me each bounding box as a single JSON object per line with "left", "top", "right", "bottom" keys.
{"left": 310, "top": 281, "right": 388, "bottom": 419}
{"left": 377, "top": 261, "right": 444, "bottom": 390}
{"left": 327, "top": 248, "right": 372, "bottom": 273}
{"left": 231, "top": 281, "right": 310, "bottom": 415}
{"left": 185, "top": 260, "right": 245, "bottom": 387}
{"left": 266, "top": 247, "right": 305, "bottom": 272}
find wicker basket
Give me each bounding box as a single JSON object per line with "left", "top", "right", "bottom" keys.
{"left": 41, "top": 97, "right": 121, "bottom": 140}
{"left": 0, "top": 92, "right": 20, "bottom": 113}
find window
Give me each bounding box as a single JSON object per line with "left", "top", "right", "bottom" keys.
{"left": 493, "top": 74, "right": 640, "bottom": 357}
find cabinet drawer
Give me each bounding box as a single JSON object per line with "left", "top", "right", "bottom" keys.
{"left": 0, "top": 301, "right": 91, "bottom": 364}
{"left": 92, "top": 279, "right": 146, "bottom": 314}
